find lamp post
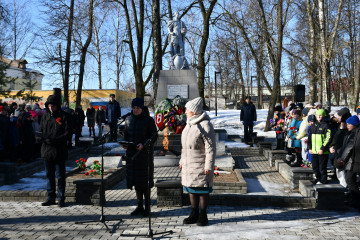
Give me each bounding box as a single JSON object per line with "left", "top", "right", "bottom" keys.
{"left": 204, "top": 76, "right": 210, "bottom": 111}
{"left": 215, "top": 71, "right": 221, "bottom": 116}
{"left": 250, "top": 76, "right": 257, "bottom": 99}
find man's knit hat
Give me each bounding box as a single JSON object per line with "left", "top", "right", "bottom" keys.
{"left": 341, "top": 112, "right": 352, "bottom": 123}
{"left": 131, "top": 97, "right": 144, "bottom": 109}
{"left": 302, "top": 108, "right": 309, "bottom": 116}
{"left": 357, "top": 108, "right": 360, "bottom": 115}
{"left": 314, "top": 102, "right": 322, "bottom": 107}
{"left": 338, "top": 107, "right": 350, "bottom": 116}
{"left": 185, "top": 97, "right": 203, "bottom": 115}
{"left": 308, "top": 115, "right": 316, "bottom": 122}
{"left": 346, "top": 115, "right": 359, "bottom": 126}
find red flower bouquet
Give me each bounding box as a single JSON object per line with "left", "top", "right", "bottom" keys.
{"left": 76, "top": 158, "right": 87, "bottom": 170}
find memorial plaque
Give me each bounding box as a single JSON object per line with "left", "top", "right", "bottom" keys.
{"left": 167, "top": 85, "right": 189, "bottom": 99}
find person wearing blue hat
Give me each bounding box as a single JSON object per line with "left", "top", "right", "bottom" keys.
{"left": 339, "top": 115, "right": 360, "bottom": 208}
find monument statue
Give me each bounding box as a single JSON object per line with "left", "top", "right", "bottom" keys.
{"left": 167, "top": 12, "right": 189, "bottom": 70}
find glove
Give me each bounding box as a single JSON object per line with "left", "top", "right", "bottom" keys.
{"left": 44, "top": 138, "right": 52, "bottom": 145}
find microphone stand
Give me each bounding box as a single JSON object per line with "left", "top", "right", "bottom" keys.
{"left": 75, "top": 119, "right": 126, "bottom": 233}
{"left": 121, "top": 124, "right": 173, "bottom": 238}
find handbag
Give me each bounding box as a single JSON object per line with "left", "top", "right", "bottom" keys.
{"left": 287, "top": 138, "right": 293, "bottom": 148}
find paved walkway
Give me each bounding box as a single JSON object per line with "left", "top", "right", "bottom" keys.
{"left": 231, "top": 149, "right": 301, "bottom": 197}
{"left": 1, "top": 148, "right": 360, "bottom": 239}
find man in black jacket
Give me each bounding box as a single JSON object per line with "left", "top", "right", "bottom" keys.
{"left": 39, "top": 95, "right": 71, "bottom": 207}
{"left": 106, "top": 94, "right": 121, "bottom": 141}
{"left": 240, "top": 96, "right": 257, "bottom": 144}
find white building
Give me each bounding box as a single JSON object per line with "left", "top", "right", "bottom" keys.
{"left": 0, "top": 56, "right": 44, "bottom": 90}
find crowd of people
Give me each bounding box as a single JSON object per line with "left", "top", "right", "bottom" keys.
{"left": 0, "top": 94, "right": 121, "bottom": 164}
{"left": 0, "top": 102, "right": 42, "bottom": 163}
{"left": 271, "top": 100, "right": 360, "bottom": 210}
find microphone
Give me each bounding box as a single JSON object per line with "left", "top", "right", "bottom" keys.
{"left": 120, "top": 112, "right": 131, "bottom": 120}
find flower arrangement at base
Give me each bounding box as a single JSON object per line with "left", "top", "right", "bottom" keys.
{"left": 155, "top": 96, "right": 187, "bottom": 134}
{"left": 84, "top": 160, "right": 102, "bottom": 176}
{"left": 301, "top": 159, "right": 311, "bottom": 168}
{"left": 76, "top": 158, "right": 87, "bottom": 170}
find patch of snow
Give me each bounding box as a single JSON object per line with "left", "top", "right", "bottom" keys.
{"left": 103, "top": 142, "right": 121, "bottom": 148}
{"left": 224, "top": 141, "right": 249, "bottom": 148}
{"left": 184, "top": 221, "right": 308, "bottom": 240}
{"left": 246, "top": 178, "right": 301, "bottom": 197}
{"left": 0, "top": 166, "right": 73, "bottom": 191}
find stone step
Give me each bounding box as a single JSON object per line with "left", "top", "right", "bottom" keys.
{"left": 299, "top": 180, "right": 346, "bottom": 210}
{"left": 182, "top": 193, "right": 315, "bottom": 208}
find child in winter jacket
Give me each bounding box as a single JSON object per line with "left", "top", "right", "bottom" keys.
{"left": 271, "top": 105, "right": 286, "bottom": 150}
{"left": 288, "top": 109, "right": 303, "bottom": 166}
{"left": 308, "top": 109, "right": 331, "bottom": 184}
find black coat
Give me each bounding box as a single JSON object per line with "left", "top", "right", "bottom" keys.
{"left": 39, "top": 109, "right": 71, "bottom": 161}
{"left": 0, "top": 115, "right": 9, "bottom": 150}
{"left": 335, "top": 129, "right": 356, "bottom": 169}
{"left": 86, "top": 107, "right": 96, "bottom": 127}
{"left": 351, "top": 127, "right": 360, "bottom": 173}
{"left": 20, "top": 118, "right": 35, "bottom": 145}
{"left": 124, "top": 107, "right": 157, "bottom": 190}
{"left": 106, "top": 100, "right": 121, "bottom": 124}
{"left": 95, "top": 109, "right": 106, "bottom": 125}
{"left": 240, "top": 102, "right": 257, "bottom": 125}
{"left": 329, "top": 128, "right": 347, "bottom": 160}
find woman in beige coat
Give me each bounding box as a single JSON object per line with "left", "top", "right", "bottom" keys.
{"left": 180, "top": 97, "right": 216, "bottom": 226}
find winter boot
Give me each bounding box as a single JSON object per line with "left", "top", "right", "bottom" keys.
{"left": 196, "top": 209, "right": 208, "bottom": 226}
{"left": 92, "top": 128, "right": 95, "bottom": 137}
{"left": 290, "top": 153, "right": 302, "bottom": 167}
{"left": 89, "top": 128, "right": 92, "bottom": 136}
{"left": 183, "top": 208, "right": 199, "bottom": 224}
{"left": 131, "top": 203, "right": 145, "bottom": 216}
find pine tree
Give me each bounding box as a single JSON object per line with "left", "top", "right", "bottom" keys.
{"left": 0, "top": 61, "right": 11, "bottom": 98}
{"left": 20, "top": 78, "right": 41, "bottom": 103}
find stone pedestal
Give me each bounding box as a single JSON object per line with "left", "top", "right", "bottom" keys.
{"left": 156, "top": 70, "right": 199, "bottom": 105}
{"left": 155, "top": 179, "right": 183, "bottom": 207}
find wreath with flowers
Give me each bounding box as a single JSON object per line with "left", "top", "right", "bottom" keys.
{"left": 155, "top": 96, "right": 187, "bottom": 134}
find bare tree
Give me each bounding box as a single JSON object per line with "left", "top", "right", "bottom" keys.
{"left": 9, "top": 0, "right": 36, "bottom": 60}
{"left": 197, "top": 0, "right": 217, "bottom": 106}
{"left": 318, "top": 0, "right": 344, "bottom": 105}
{"left": 64, "top": 0, "right": 75, "bottom": 103}
{"left": 75, "top": 0, "right": 94, "bottom": 107}
{"left": 114, "top": 0, "right": 154, "bottom": 98}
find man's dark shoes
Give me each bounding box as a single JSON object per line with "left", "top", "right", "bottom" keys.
{"left": 183, "top": 208, "right": 199, "bottom": 224}
{"left": 143, "top": 208, "right": 149, "bottom": 217}
{"left": 58, "top": 199, "right": 65, "bottom": 208}
{"left": 290, "top": 161, "right": 301, "bottom": 167}
{"left": 131, "top": 206, "right": 145, "bottom": 216}
{"left": 41, "top": 199, "right": 56, "bottom": 206}
{"left": 311, "top": 179, "right": 319, "bottom": 184}
{"left": 196, "top": 209, "right": 208, "bottom": 226}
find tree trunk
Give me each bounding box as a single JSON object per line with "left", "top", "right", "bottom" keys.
{"left": 306, "top": 0, "right": 318, "bottom": 104}
{"left": 75, "top": 0, "right": 94, "bottom": 107}
{"left": 351, "top": 30, "right": 360, "bottom": 111}
{"left": 197, "top": 0, "right": 217, "bottom": 106}
{"left": 152, "top": 0, "right": 162, "bottom": 103}
{"left": 318, "top": 0, "right": 344, "bottom": 106}
{"left": 64, "top": 0, "right": 74, "bottom": 104}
